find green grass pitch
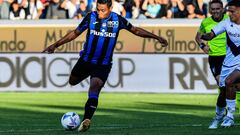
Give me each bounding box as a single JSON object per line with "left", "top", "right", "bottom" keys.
{"left": 0, "top": 92, "right": 239, "bottom": 135}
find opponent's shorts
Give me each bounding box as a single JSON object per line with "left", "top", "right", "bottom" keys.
{"left": 208, "top": 55, "right": 225, "bottom": 78}
{"left": 219, "top": 64, "right": 240, "bottom": 87}
{"left": 71, "top": 59, "right": 112, "bottom": 83}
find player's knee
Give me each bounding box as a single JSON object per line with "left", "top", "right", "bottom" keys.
{"left": 69, "top": 80, "right": 78, "bottom": 86}
{"left": 219, "top": 87, "right": 226, "bottom": 96}
{"left": 68, "top": 76, "right": 80, "bottom": 86}
{"left": 225, "top": 78, "right": 234, "bottom": 86}
{"left": 89, "top": 81, "right": 102, "bottom": 91}
{"left": 89, "top": 78, "right": 104, "bottom": 92}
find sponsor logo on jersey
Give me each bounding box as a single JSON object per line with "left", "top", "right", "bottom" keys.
{"left": 228, "top": 32, "right": 240, "bottom": 37}
{"left": 90, "top": 29, "right": 116, "bottom": 37}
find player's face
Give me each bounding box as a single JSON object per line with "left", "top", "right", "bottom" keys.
{"left": 209, "top": 3, "right": 223, "bottom": 20}
{"left": 96, "top": 3, "right": 112, "bottom": 19}
{"left": 227, "top": 6, "right": 240, "bottom": 24}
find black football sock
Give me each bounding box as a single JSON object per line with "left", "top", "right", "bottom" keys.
{"left": 217, "top": 87, "right": 226, "bottom": 108}
{"left": 83, "top": 98, "right": 98, "bottom": 120}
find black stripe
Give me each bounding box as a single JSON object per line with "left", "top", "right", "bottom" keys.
{"left": 88, "top": 17, "right": 101, "bottom": 62}
{"left": 97, "top": 16, "right": 113, "bottom": 65}
{"left": 226, "top": 33, "right": 240, "bottom": 57}
{"left": 80, "top": 30, "right": 90, "bottom": 61}
{"left": 80, "top": 14, "right": 91, "bottom": 61}
{"left": 107, "top": 16, "right": 121, "bottom": 65}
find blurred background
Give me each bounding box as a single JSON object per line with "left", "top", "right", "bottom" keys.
{"left": 0, "top": 0, "right": 230, "bottom": 20}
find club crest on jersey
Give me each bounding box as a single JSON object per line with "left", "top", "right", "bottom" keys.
{"left": 107, "top": 21, "right": 119, "bottom": 28}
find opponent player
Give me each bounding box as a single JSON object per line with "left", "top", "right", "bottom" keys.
{"left": 200, "top": 0, "right": 240, "bottom": 128}
{"left": 42, "top": 0, "right": 168, "bottom": 132}
{"left": 195, "top": 0, "right": 228, "bottom": 129}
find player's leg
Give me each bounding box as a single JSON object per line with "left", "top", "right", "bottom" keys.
{"left": 78, "top": 64, "right": 111, "bottom": 132}
{"left": 83, "top": 77, "right": 104, "bottom": 120}
{"left": 213, "top": 56, "right": 227, "bottom": 117}
{"left": 216, "top": 86, "right": 226, "bottom": 117}
{"left": 208, "top": 56, "right": 226, "bottom": 129}
{"left": 69, "top": 59, "right": 91, "bottom": 86}
{"left": 220, "top": 69, "right": 240, "bottom": 127}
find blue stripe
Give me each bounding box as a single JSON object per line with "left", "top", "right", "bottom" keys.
{"left": 91, "top": 21, "right": 108, "bottom": 64}
{"left": 89, "top": 92, "right": 99, "bottom": 99}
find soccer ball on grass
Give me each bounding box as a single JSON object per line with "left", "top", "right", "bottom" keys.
{"left": 61, "top": 112, "right": 81, "bottom": 130}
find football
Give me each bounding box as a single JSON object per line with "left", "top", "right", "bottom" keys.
{"left": 61, "top": 112, "right": 81, "bottom": 130}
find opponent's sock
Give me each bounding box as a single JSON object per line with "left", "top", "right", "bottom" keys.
{"left": 215, "top": 106, "right": 225, "bottom": 119}
{"left": 226, "top": 99, "right": 236, "bottom": 119}
{"left": 83, "top": 93, "right": 99, "bottom": 120}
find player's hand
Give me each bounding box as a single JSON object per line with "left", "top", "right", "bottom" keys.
{"left": 158, "top": 37, "right": 168, "bottom": 47}
{"left": 42, "top": 44, "right": 56, "bottom": 53}
{"left": 202, "top": 45, "right": 209, "bottom": 54}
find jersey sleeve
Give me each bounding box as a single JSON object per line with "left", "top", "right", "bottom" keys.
{"left": 76, "top": 13, "right": 91, "bottom": 33}
{"left": 119, "top": 15, "right": 133, "bottom": 30}
{"left": 212, "top": 19, "right": 227, "bottom": 36}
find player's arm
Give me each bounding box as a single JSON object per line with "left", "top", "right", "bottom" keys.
{"left": 195, "top": 32, "right": 209, "bottom": 54}
{"left": 119, "top": 15, "right": 168, "bottom": 47}
{"left": 42, "top": 29, "right": 81, "bottom": 53}
{"left": 200, "top": 31, "right": 216, "bottom": 41}
{"left": 42, "top": 13, "right": 90, "bottom": 53}
{"left": 201, "top": 19, "right": 227, "bottom": 41}
{"left": 129, "top": 26, "right": 168, "bottom": 47}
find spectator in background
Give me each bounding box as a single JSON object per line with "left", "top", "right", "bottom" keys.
{"left": 87, "top": 0, "right": 93, "bottom": 10}
{"left": 88, "top": 0, "right": 96, "bottom": 11}
{"left": 24, "top": 0, "right": 43, "bottom": 19}
{"left": 167, "top": 0, "right": 185, "bottom": 18}
{"left": 9, "top": 1, "right": 25, "bottom": 19}
{"left": 116, "top": 0, "right": 125, "bottom": 5}
{"left": 19, "top": 0, "right": 27, "bottom": 8}
{"left": 123, "top": 0, "right": 135, "bottom": 18}
{"left": 112, "top": 0, "right": 126, "bottom": 16}
{"left": 131, "top": 0, "right": 141, "bottom": 18}
{"left": 40, "top": 0, "right": 50, "bottom": 18}
{"left": 74, "top": 0, "right": 88, "bottom": 19}
{"left": 187, "top": 2, "right": 205, "bottom": 19}
{"left": 61, "top": 0, "right": 79, "bottom": 19}
{"left": 183, "top": 0, "right": 207, "bottom": 17}
{"left": 156, "top": 0, "right": 168, "bottom": 18}
{"left": 142, "top": 0, "right": 161, "bottom": 18}
{"left": 0, "top": 0, "right": 14, "bottom": 19}
{"left": 45, "top": 0, "right": 67, "bottom": 19}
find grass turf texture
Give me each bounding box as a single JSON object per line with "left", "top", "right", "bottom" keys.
{"left": 0, "top": 92, "right": 239, "bottom": 135}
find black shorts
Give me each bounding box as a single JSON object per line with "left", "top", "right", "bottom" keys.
{"left": 208, "top": 55, "right": 225, "bottom": 78}
{"left": 71, "top": 59, "right": 112, "bottom": 83}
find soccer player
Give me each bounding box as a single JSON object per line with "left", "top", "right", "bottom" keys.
{"left": 195, "top": 0, "right": 228, "bottom": 129}
{"left": 200, "top": 0, "right": 240, "bottom": 128}
{"left": 42, "top": 0, "right": 168, "bottom": 132}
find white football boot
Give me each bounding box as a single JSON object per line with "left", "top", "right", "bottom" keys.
{"left": 220, "top": 116, "right": 234, "bottom": 128}
{"left": 208, "top": 115, "right": 224, "bottom": 129}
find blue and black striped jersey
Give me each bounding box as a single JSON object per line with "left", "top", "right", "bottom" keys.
{"left": 77, "top": 11, "right": 133, "bottom": 65}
